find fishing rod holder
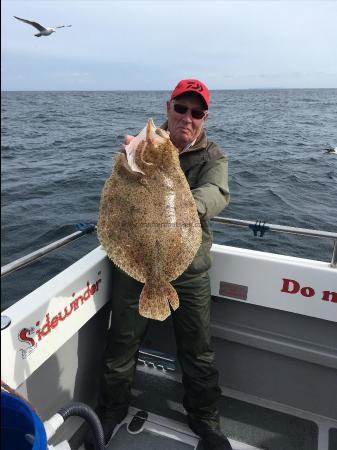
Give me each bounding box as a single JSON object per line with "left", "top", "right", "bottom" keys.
{"left": 75, "top": 223, "right": 96, "bottom": 233}
{"left": 248, "top": 219, "right": 269, "bottom": 237}
{"left": 211, "top": 217, "right": 337, "bottom": 268}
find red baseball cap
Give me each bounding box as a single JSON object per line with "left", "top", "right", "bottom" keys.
{"left": 170, "top": 79, "right": 210, "bottom": 109}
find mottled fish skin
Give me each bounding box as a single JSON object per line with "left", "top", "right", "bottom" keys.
{"left": 97, "top": 119, "right": 202, "bottom": 321}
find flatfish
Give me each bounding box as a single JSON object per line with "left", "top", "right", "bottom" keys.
{"left": 97, "top": 119, "right": 202, "bottom": 321}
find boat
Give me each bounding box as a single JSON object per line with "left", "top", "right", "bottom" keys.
{"left": 1, "top": 217, "right": 337, "bottom": 450}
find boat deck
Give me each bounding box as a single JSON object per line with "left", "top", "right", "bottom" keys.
{"left": 75, "top": 362, "right": 336, "bottom": 450}
{"left": 2, "top": 236, "right": 336, "bottom": 450}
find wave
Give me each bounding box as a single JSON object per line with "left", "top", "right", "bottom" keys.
{"left": 235, "top": 171, "right": 260, "bottom": 181}
{"left": 286, "top": 174, "right": 301, "bottom": 183}
{"left": 1, "top": 144, "right": 26, "bottom": 151}
{"left": 265, "top": 188, "right": 289, "bottom": 204}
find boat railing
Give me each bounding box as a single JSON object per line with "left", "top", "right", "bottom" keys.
{"left": 1, "top": 218, "right": 336, "bottom": 278}
{"left": 1, "top": 223, "right": 96, "bottom": 277}
{"left": 212, "top": 217, "right": 337, "bottom": 268}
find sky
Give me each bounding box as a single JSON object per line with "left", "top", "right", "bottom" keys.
{"left": 2, "top": 0, "right": 337, "bottom": 91}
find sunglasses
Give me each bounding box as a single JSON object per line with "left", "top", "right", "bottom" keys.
{"left": 172, "top": 102, "right": 207, "bottom": 120}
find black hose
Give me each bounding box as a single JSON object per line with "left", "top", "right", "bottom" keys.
{"left": 57, "top": 402, "right": 105, "bottom": 450}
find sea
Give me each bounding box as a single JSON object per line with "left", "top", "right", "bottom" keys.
{"left": 1, "top": 89, "right": 337, "bottom": 311}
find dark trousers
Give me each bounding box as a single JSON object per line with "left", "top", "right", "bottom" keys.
{"left": 98, "top": 264, "right": 221, "bottom": 430}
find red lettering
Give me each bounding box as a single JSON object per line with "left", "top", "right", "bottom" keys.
{"left": 300, "top": 286, "right": 315, "bottom": 297}
{"left": 83, "top": 284, "right": 91, "bottom": 301}
{"left": 90, "top": 284, "right": 96, "bottom": 295}
{"left": 50, "top": 316, "right": 59, "bottom": 329}
{"left": 20, "top": 275, "right": 103, "bottom": 352}
{"left": 40, "top": 313, "right": 52, "bottom": 337}
{"left": 96, "top": 279, "right": 102, "bottom": 291}
{"left": 58, "top": 304, "right": 74, "bottom": 321}
{"left": 36, "top": 329, "right": 43, "bottom": 341}
{"left": 71, "top": 298, "right": 79, "bottom": 310}
{"left": 321, "top": 290, "right": 337, "bottom": 303}
{"left": 281, "top": 278, "right": 300, "bottom": 294}
{"left": 18, "top": 328, "right": 35, "bottom": 347}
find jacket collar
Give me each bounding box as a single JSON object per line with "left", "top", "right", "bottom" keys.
{"left": 161, "top": 121, "right": 208, "bottom": 154}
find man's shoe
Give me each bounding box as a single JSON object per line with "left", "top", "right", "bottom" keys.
{"left": 200, "top": 428, "right": 233, "bottom": 450}
{"left": 84, "top": 414, "right": 126, "bottom": 449}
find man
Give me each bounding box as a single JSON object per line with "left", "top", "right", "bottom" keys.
{"left": 86, "top": 79, "right": 231, "bottom": 450}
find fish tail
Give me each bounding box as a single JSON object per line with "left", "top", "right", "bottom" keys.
{"left": 139, "top": 281, "right": 179, "bottom": 321}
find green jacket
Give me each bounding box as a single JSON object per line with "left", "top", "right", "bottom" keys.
{"left": 162, "top": 122, "right": 230, "bottom": 275}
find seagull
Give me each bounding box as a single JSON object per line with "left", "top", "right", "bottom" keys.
{"left": 324, "top": 146, "right": 337, "bottom": 154}
{"left": 14, "top": 16, "right": 71, "bottom": 37}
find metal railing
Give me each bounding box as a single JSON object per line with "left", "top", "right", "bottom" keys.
{"left": 1, "top": 218, "right": 336, "bottom": 278}
{"left": 1, "top": 224, "right": 96, "bottom": 277}
{"left": 211, "top": 217, "right": 337, "bottom": 267}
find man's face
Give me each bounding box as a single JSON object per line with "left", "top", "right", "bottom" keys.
{"left": 166, "top": 93, "right": 208, "bottom": 151}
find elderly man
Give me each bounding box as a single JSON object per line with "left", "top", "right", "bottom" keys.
{"left": 86, "top": 79, "right": 231, "bottom": 450}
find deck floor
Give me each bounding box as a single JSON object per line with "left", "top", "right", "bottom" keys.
{"left": 77, "top": 362, "right": 336, "bottom": 450}
{"left": 79, "top": 406, "right": 261, "bottom": 450}
{"left": 107, "top": 424, "right": 194, "bottom": 450}
{"left": 130, "top": 365, "right": 318, "bottom": 450}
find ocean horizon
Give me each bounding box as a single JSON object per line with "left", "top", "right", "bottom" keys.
{"left": 2, "top": 87, "right": 337, "bottom": 92}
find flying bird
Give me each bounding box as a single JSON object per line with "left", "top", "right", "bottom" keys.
{"left": 14, "top": 16, "right": 71, "bottom": 37}
{"left": 324, "top": 146, "right": 337, "bottom": 154}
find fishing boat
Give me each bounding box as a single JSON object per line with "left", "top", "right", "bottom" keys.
{"left": 1, "top": 217, "right": 337, "bottom": 450}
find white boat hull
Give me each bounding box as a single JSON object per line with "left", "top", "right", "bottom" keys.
{"left": 1, "top": 244, "right": 336, "bottom": 448}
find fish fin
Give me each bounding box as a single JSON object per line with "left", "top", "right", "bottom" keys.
{"left": 139, "top": 281, "right": 179, "bottom": 321}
